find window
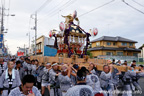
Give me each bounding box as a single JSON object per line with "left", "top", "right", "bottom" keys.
{"left": 107, "top": 42, "right": 111, "bottom": 46}
{"left": 121, "top": 42, "right": 127, "bottom": 46}
{"left": 106, "top": 52, "right": 113, "bottom": 55}
{"left": 96, "top": 42, "right": 100, "bottom": 46}
{"left": 117, "top": 52, "right": 123, "bottom": 56}
{"left": 113, "top": 42, "right": 116, "bottom": 46}
{"left": 129, "top": 43, "right": 133, "bottom": 46}
{"left": 133, "top": 53, "right": 138, "bottom": 57}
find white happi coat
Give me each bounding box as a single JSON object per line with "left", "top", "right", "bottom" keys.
{"left": 0, "top": 69, "right": 21, "bottom": 96}
{"left": 9, "top": 86, "right": 41, "bottom": 96}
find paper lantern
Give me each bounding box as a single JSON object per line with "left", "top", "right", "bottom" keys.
{"left": 73, "top": 10, "right": 77, "bottom": 19}
{"left": 92, "top": 28, "right": 98, "bottom": 36}
{"left": 59, "top": 22, "right": 65, "bottom": 31}
{"left": 49, "top": 30, "right": 52, "bottom": 37}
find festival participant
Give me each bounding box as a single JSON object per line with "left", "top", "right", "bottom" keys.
{"left": 11, "top": 59, "right": 16, "bottom": 65}
{"left": 15, "top": 60, "right": 25, "bottom": 80}
{"left": 88, "top": 63, "right": 98, "bottom": 76}
{"left": 130, "top": 60, "right": 136, "bottom": 66}
{"left": 122, "top": 65, "right": 138, "bottom": 96}
{"left": 109, "top": 64, "right": 121, "bottom": 96}
{"left": 31, "top": 60, "right": 36, "bottom": 76}
{"left": 35, "top": 62, "right": 45, "bottom": 90}
{"left": 84, "top": 67, "right": 103, "bottom": 95}
{"left": 70, "top": 64, "right": 79, "bottom": 85}
{"left": 0, "top": 58, "right": 7, "bottom": 76}
{"left": 112, "top": 59, "right": 116, "bottom": 65}
{"left": 49, "top": 62, "right": 61, "bottom": 96}
{"left": 116, "top": 60, "right": 121, "bottom": 66}
{"left": 0, "top": 58, "right": 7, "bottom": 96}
{"left": 58, "top": 64, "right": 72, "bottom": 96}
{"left": 9, "top": 75, "right": 41, "bottom": 96}
{"left": 32, "top": 59, "right": 39, "bottom": 77}
{"left": 99, "top": 65, "right": 112, "bottom": 96}
{"left": 122, "top": 60, "right": 128, "bottom": 66}
{"left": 41, "top": 63, "right": 51, "bottom": 96}
{"left": 138, "top": 65, "right": 144, "bottom": 72}
{"left": 65, "top": 69, "right": 94, "bottom": 96}
{"left": 130, "top": 65, "right": 144, "bottom": 93}
{"left": 22, "top": 58, "right": 28, "bottom": 74}
{"left": 0, "top": 61, "right": 21, "bottom": 96}
{"left": 25, "top": 59, "right": 32, "bottom": 75}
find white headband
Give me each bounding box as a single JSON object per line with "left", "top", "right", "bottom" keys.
{"left": 52, "top": 63, "right": 58, "bottom": 67}
{"left": 46, "top": 63, "right": 51, "bottom": 65}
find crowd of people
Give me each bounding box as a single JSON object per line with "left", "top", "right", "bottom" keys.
{"left": 0, "top": 56, "right": 144, "bottom": 96}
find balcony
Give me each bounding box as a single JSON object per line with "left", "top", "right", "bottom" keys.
{"left": 118, "top": 45, "right": 127, "bottom": 48}
{"left": 129, "top": 46, "right": 136, "bottom": 48}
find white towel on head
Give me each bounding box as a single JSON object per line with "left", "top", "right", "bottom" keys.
{"left": 5, "top": 68, "right": 15, "bottom": 79}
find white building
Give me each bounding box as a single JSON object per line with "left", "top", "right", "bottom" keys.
{"left": 139, "top": 44, "right": 144, "bottom": 59}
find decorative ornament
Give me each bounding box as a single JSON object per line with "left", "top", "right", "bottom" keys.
{"left": 59, "top": 22, "right": 65, "bottom": 32}
{"left": 73, "top": 10, "right": 77, "bottom": 19}
{"left": 73, "top": 35, "right": 75, "bottom": 43}
{"left": 92, "top": 28, "right": 98, "bottom": 36}
{"left": 49, "top": 30, "right": 52, "bottom": 37}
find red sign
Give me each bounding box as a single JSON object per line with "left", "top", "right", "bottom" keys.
{"left": 17, "top": 52, "right": 24, "bottom": 56}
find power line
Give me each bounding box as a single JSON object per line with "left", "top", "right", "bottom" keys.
{"left": 132, "top": 0, "right": 144, "bottom": 7}
{"left": 38, "top": 0, "right": 65, "bottom": 20}
{"left": 38, "top": 0, "right": 74, "bottom": 22}
{"left": 122, "top": 0, "right": 144, "bottom": 14}
{"left": 49, "top": 0, "right": 76, "bottom": 17}
{"left": 78, "top": 0, "right": 115, "bottom": 17}
{"left": 35, "top": 0, "right": 52, "bottom": 13}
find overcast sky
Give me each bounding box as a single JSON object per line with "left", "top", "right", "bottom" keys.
{"left": 3, "top": 0, "right": 144, "bottom": 55}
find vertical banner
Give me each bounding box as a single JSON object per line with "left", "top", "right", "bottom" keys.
{"left": 0, "top": 43, "right": 2, "bottom": 48}
{"left": 0, "top": 34, "right": 3, "bottom": 42}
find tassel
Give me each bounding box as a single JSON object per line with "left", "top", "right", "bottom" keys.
{"left": 83, "top": 38, "right": 85, "bottom": 43}
{"left": 81, "top": 37, "right": 83, "bottom": 43}
{"left": 73, "top": 35, "right": 75, "bottom": 43}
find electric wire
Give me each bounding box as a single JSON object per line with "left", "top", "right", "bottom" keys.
{"left": 38, "top": 0, "right": 65, "bottom": 20}
{"left": 78, "top": 0, "right": 115, "bottom": 17}
{"left": 122, "top": 0, "right": 144, "bottom": 14}
{"left": 36, "top": 0, "right": 52, "bottom": 13}
{"left": 38, "top": 0, "right": 74, "bottom": 22}
{"left": 132, "top": 0, "right": 144, "bottom": 7}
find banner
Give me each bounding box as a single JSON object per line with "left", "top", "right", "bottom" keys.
{"left": 17, "top": 51, "right": 24, "bottom": 56}
{"left": 0, "top": 34, "right": 3, "bottom": 42}
{"left": 0, "top": 43, "right": 2, "bottom": 48}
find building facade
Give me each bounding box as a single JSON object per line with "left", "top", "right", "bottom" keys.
{"left": 139, "top": 44, "right": 144, "bottom": 59}
{"left": 88, "top": 36, "right": 141, "bottom": 58}
{"left": 33, "top": 35, "right": 57, "bottom": 56}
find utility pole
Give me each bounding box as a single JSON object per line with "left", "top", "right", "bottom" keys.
{"left": 0, "top": 5, "right": 4, "bottom": 56}
{"left": 24, "top": 44, "right": 25, "bottom": 56}
{"left": 31, "top": 13, "right": 37, "bottom": 56}
{"left": 35, "top": 12, "right": 37, "bottom": 56}
{"left": 28, "top": 31, "right": 30, "bottom": 56}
